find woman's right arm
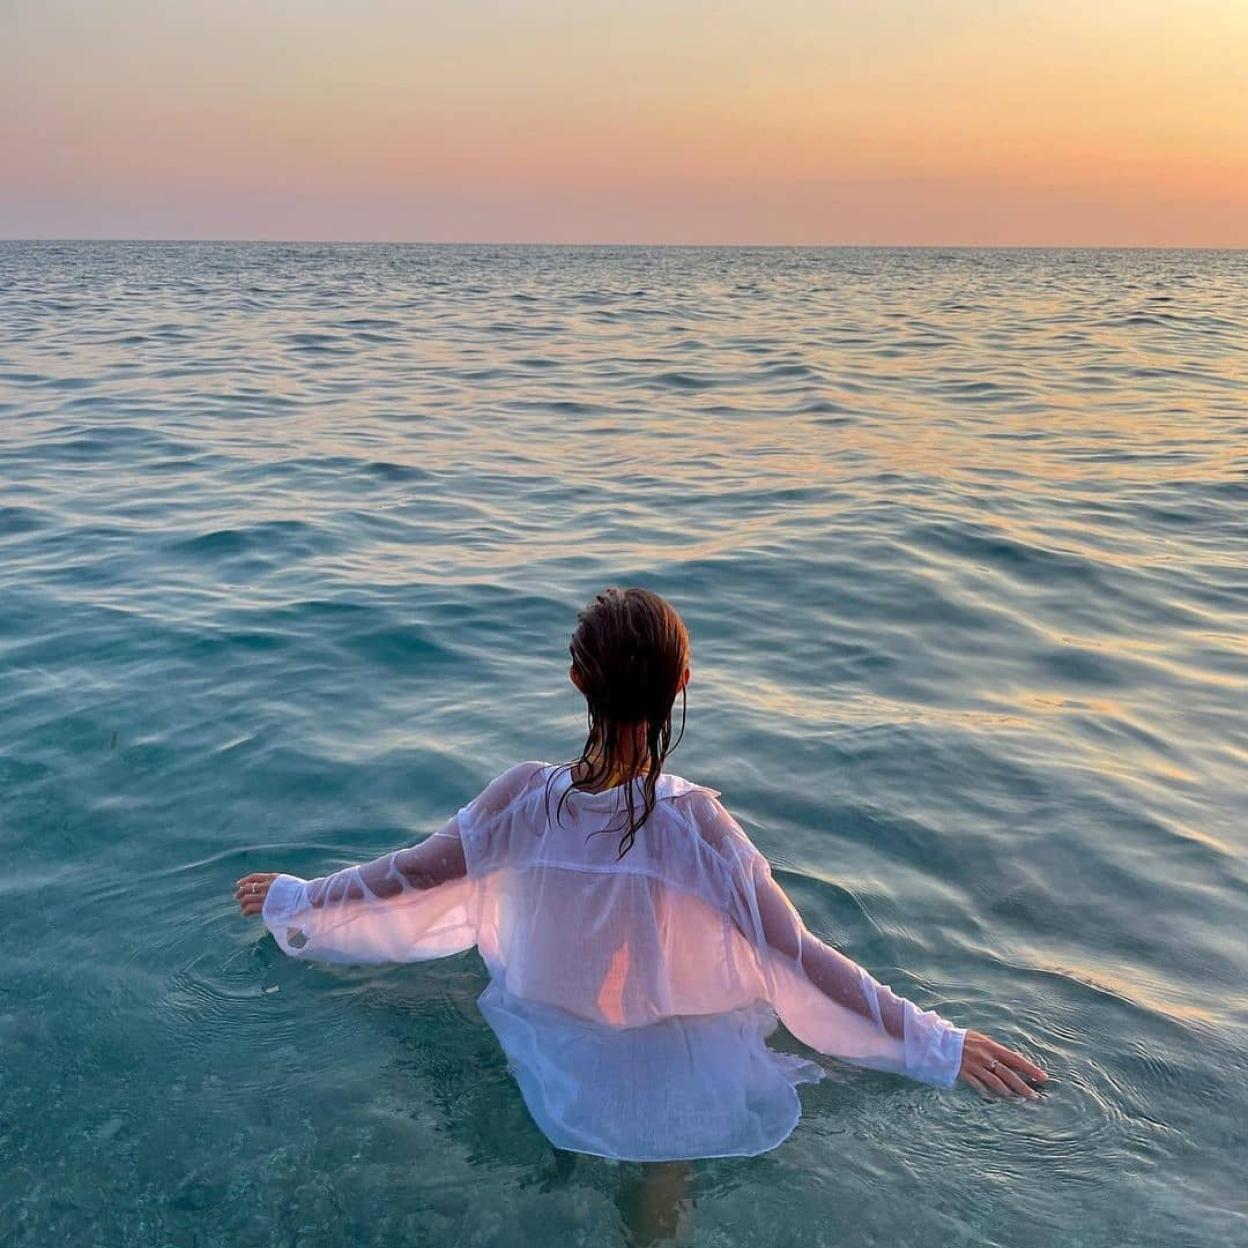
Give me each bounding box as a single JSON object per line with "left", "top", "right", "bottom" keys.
{"left": 767, "top": 899, "right": 1046, "bottom": 1097}
{"left": 719, "top": 814, "right": 1047, "bottom": 1097}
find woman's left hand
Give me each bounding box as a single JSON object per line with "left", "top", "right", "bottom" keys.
{"left": 235, "top": 872, "right": 279, "bottom": 917}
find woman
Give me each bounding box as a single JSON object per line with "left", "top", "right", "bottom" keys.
{"left": 237, "top": 588, "right": 1046, "bottom": 1234}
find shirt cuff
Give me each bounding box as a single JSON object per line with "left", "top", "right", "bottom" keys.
{"left": 907, "top": 1016, "right": 966, "bottom": 1088}
{"left": 261, "top": 874, "right": 309, "bottom": 954}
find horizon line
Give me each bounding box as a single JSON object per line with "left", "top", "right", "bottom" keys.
{"left": 2, "top": 237, "right": 1245, "bottom": 251}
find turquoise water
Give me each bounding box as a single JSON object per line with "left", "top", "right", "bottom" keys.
{"left": 1, "top": 242, "right": 1245, "bottom": 1245}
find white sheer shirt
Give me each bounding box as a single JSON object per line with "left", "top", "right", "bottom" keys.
{"left": 262, "top": 762, "right": 966, "bottom": 1160}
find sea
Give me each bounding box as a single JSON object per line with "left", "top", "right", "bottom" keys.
{"left": 1, "top": 242, "right": 1245, "bottom": 1246}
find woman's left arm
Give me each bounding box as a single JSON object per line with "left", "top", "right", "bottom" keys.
{"left": 234, "top": 815, "right": 477, "bottom": 964}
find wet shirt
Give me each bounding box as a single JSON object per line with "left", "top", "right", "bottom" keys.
{"left": 262, "top": 762, "right": 966, "bottom": 1160}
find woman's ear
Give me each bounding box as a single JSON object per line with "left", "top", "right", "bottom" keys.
{"left": 569, "top": 664, "right": 585, "bottom": 694}
{"left": 680, "top": 665, "right": 690, "bottom": 691}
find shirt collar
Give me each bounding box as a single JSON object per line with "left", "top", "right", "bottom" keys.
{"left": 543, "top": 764, "right": 717, "bottom": 808}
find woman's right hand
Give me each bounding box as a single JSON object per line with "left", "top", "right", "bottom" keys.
{"left": 958, "top": 1029, "right": 1049, "bottom": 1099}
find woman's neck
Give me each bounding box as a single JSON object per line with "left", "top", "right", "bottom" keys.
{"left": 573, "top": 722, "right": 651, "bottom": 791}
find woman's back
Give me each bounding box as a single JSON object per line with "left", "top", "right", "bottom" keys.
{"left": 467, "top": 763, "right": 759, "bottom": 1028}
{"left": 460, "top": 762, "right": 824, "bottom": 1158}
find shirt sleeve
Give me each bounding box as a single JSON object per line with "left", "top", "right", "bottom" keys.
{"left": 715, "top": 806, "right": 965, "bottom": 1088}
{"left": 261, "top": 813, "right": 477, "bottom": 964}
{"left": 260, "top": 762, "right": 545, "bottom": 965}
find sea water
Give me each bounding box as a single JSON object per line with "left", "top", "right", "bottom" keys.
{"left": 1, "top": 243, "right": 1245, "bottom": 1246}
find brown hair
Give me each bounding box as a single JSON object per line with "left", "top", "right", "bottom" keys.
{"left": 550, "top": 587, "right": 690, "bottom": 857}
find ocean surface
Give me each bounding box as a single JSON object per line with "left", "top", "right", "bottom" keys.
{"left": 1, "top": 242, "right": 1245, "bottom": 1247}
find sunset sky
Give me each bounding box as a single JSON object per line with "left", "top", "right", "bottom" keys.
{"left": 3, "top": 0, "right": 1246, "bottom": 245}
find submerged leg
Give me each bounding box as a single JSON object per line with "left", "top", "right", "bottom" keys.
{"left": 620, "top": 1160, "right": 693, "bottom": 1246}
{"left": 552, "top": 1145, "right": 577, "bottom": 1184}
{"left": 534, "top": 1145, "right": 579, "bottom": 1193}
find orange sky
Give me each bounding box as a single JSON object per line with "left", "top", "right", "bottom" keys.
{"left": 3, "top": 1, "right": 1245, "bottom": 244}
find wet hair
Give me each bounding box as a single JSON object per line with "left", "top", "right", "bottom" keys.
{"left": 549, "top": 587, "right": 690, "bottom": 858}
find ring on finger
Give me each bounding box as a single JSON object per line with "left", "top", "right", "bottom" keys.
{"left": 988, "top": 1059, "right": 999, "bottom": 1072}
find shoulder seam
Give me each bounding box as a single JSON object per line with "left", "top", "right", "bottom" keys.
{"left": 459, "top": 762, "right": 549, "bottom": 840}
{"left": 662, "top": 785, "right": 721, "bottom": 802}
{"left": 664, "top": 790, "right": 756, "bottom": 896}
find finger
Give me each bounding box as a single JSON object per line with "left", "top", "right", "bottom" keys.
{"left": 993, "top": 1064, "right": 1039, "bottom": 1100}
{"left": 977, "top": 1070, "right": 1016, "bottom": 1098}
{"left": 962, "top": 1072, "right": 993, "bottom": 1099}
{"left": 993, "top": 1043, "right": 1049, "bottom": 1084}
